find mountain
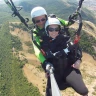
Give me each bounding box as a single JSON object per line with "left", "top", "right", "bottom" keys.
{"left": 0, "top": 22, "right": 42, "bottom": 96}
{"left": 18, "top": 0, "right": 96, "bottom": 24}
{"left": 0, "top": 0, "right": 96, "bottom": 96}
{"left": 83, "top": 0, "right": 96, "bottom": 17}
{"left": 0, "top": 21, "right": 95, "bottom": 96}
{"left": 0, "top": 0, "right": 96, "bottom": 24}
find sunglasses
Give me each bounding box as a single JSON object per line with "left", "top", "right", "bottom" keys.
{"left": 35, "top": 18, "right": 46, "bottom": 23}
{"left": 48, "top": 27, "right": 60, "bottom": 32}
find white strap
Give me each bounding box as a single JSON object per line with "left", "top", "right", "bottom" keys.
{"left": 50, "top": 69, "right": 62, "bottom": 96}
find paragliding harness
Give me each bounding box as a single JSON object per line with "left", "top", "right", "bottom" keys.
{"left": 4, "top": 0, "right": 84, "bottom": 96}
{"left": 67, "top": 0, "right": 84, "bottom": 61}
{"left": 49, "top": 68, "right": 62, "bottom": 96}
{"left": 45, "top": 1, "right": 84, "bottom": 96}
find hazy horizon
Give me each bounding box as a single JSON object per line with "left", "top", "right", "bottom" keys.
{"left": 0, "top": 0, "right": 20, "bottom": 4}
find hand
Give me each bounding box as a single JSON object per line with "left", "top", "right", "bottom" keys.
{"left": 71, "top": 60, "right": 81, "bottom": 69}
{"left": 53, "top": 49, "right": 68, "bottom": 58}
{"left": 69, "top": 12, "right": 78, "bottom": 24}
{"left": 46, "top": 62, "right": 54, "bottom": 72}
{"left": 53, "top": 51, "right": 63, "bottom": 58}
{"left": 53, "top": 48, "right": 70, "bottom": 58}
{"left": 45, "top": 50, "right": 54, "bottom": 58}
{"left": 42, "top": 61, "right": 54, "bottom": 72}
{"left": 67, "top": 41, "right": 75, "bottom": 51}
{"left": 68, "top": 15, "right": 75, "bottom": 24}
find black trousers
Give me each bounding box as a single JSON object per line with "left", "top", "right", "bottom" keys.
{"left": 45, "top": 68, "right": 88, "bottom": 96}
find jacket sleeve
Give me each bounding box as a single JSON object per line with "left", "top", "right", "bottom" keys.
{"left": 32, "top": 29, "right": 46, "bottom": 63}
{"left": 68, "top": 45, "right": 82, "bottom": 64}
{"left": 76, "top": 46, "right": 82, "bottom": 60}
{"left": 57, "top": 18, "right": 73, "bottom": 26}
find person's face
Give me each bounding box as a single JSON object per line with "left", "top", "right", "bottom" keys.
{"left": 48, "top": 24, "right": 59, "bottom": 39}
{"left": 34, "top": 15, "right": 46, "bottom": 28}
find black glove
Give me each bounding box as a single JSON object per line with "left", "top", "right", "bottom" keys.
{"left": 53, "top": 50, "right": 67, "bottom": 59}
{"left": 69, "top": 12, "right": 78, "bottom": 24}
{"left": 53, "top": 42, "right": 75, "bottom": 59}
{"left": 42, "top": 61, "right": 54, "bottom": 72}
{"left": 67, "top": 41, "right": 76, "bottom": 51}
{"left": 45, "top": 50, "right": 54, "bottom": 58}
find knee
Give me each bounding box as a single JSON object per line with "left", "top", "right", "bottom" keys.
{"left": 78, "top": 87, "right": 88, "bottom": 95}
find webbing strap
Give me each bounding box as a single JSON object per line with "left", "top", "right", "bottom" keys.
{"left": 50, "top": 69, "right": 62, "bottom": 96}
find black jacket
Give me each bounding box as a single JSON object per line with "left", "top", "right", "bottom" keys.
{"left": 41, "top": 34, "right": 82, "bottom": 75}
{"left": 41, "top": 34, "right": 69, "bottom": 53}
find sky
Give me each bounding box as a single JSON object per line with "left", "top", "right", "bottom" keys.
{"left": 0, "top": 0, "right": 19, "bottom": 1}
{"left": 0, "top": 0, "right": 20, "bottom": 4}
{"left": 0, "top": 0, "right": 5, "bottom": 4}
{"left": 0, "top": 0, "right": 95, "bottom": 5}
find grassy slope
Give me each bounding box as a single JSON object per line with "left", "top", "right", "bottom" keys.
{"left": 0, "top": 22, "right": 42, "bottom": 96}
{"left": 9, "top": 22, "right": 96, "bottom": 96}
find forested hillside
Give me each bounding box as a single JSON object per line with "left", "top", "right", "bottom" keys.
{"left": 0, "top": 0, "right": 96, "bottom": 96}
{"left": 0, "top": 22, "right": 42, "bottom": 96}
{"left": 0, "top": 0, "right": 96, "bottom": 24}
{"left": 0, "top": 20, "right": 96, "bottom": 96}
{"left": 83, "top": 0, "right": 96, "bottom": 16}
{"left": 19, "top": 0, "right": 96, "bottom": 24}
{"left": 8, "top": 22, "right": 96, "bottom": 96}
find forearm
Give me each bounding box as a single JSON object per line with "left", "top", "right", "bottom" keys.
{"left": 32, "top": 42, "right": 46, "bottom": 63}
{"left": 32, "top": 32, "right": 46, "bottom": 63}
{"left": 57, "top": 18, "right": 69, "bottom": 26}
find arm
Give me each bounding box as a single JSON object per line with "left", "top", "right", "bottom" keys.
{"left": 32, "top": 29, "right": 46, "bottom": 63}
{"left": 71, "top": 46, "right": 82, "bottom": 69}
{"left": 33, "top": 39, "right": 54, "bottom": 72}
{"left": 57, "top": 17, "right": 75, "bottom": 26}
{"left": 32, "top": 31, "right": 54, "bottom": 73}
{"left": 57, "top": 12, "right": 79, "bottom": 26}
{"left": 57, "top": 18, "right": 69, "bottom": 26}
{"left": 49, "top": 14, "right": 75, "bottom": 26}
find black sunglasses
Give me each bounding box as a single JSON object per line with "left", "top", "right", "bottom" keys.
{"left": 35, "top": 18, "right": 46, "bottom": 23}
{"left": 48, "top": 27, "right": 60, "bottom": 32}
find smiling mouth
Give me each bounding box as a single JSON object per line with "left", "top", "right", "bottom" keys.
{"left": 52, "top": 34, "right": 56, "bottom": 36}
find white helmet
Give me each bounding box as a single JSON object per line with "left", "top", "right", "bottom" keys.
{"left": 45, "top": 17, "right": 61, "bottom": 36}
{"left": 45, "top": 17, "right": 61, "bottom": 30}
{"left": 31, "top": 6, "right": 47, "bottom": 19}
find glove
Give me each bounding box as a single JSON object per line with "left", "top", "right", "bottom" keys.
{"left": 42, "top": 61, "right": 54, "bottom": 72}
{"left": 45, "top": 50, "right": 54, "bottom": 58}
{"left": 67, "top": 41, "right": 75, "bottom": 51}
{"left": 53, "top": 51, "right": 64, "bottom": 58}
{"left": 53, "top": 42, "right": 75, "bottom": 58}
{"left": 68, "top": 15, "right": 75, "bottom": 24}
{"left": 46, "top": 62, "right": 54, "bottom": 72}
{"left": 53, "top": 49, "right": 68, "bottom": 59}
{"left": 68, "top": 12, "right": 78, "bottom": 24}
